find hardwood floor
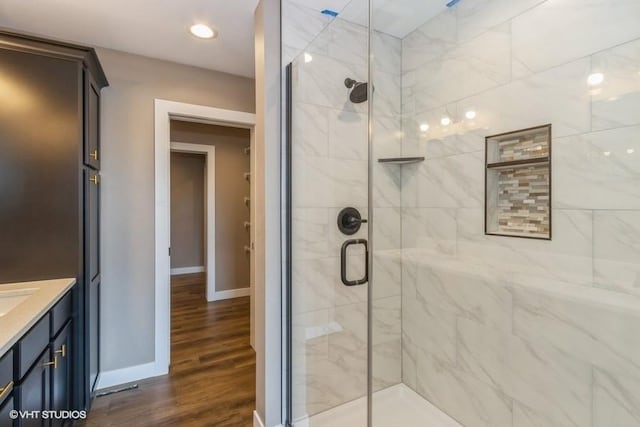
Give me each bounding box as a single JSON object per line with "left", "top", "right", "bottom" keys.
{"left": 83, "top": 273, "right": 255, "bottom": 426}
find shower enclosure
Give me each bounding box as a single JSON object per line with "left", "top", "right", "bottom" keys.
{"left": 283, "top": 0, "right": 640, "bottom": 426}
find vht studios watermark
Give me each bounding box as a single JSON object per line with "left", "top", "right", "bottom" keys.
{"left": 9, "top": 410, "right": 87, "bottom": 421}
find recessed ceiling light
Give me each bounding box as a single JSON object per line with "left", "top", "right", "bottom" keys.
{"left": 441, "top": 117, "right": 451, "bottom": 126}
{"left": 419, "top": 123, "right": 430, "bottom": 132}
{"left": 304, "top": 53, "right": 313, "bottom": 63}
{"left": 627, "top": 148, "right": 635, "bottom": 154}
{"left": 190, "top": 24, "right": 216, "bottom": 39}
{"left": 465, "top": 110, "right": 476, "bottom": 120}
{"left": 587, "top": 72, "right": 604, "bottom": 86}
{"left": 603, "top": 151, "right": 611, "bottom": 156}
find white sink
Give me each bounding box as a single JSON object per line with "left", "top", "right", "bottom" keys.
{"left": 0, "top": 288, "right": 38, "bottom": 317}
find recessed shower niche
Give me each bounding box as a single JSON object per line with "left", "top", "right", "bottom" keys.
{"left": 485, "top": 124, "right": 552, "bottom": 239}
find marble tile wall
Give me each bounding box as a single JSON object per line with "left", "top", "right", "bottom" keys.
{"left": 400, "top": 1, "right": 640, "bottom": 426}
{"left": 284, "top": 1, "right": 404, "bottom": 420}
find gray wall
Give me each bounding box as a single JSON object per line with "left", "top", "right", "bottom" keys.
{"left": 170, "top": 121, "right": 251, "bottom": 291}
{"left": 98, "top": 47, "right": 255, "bottom": 372}
{"left": 170, "top": 152, "right": 205, "bottom": 269}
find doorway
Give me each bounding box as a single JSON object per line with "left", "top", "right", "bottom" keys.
{"left": 154, "top": 99, "right": 257, "bottom": 375}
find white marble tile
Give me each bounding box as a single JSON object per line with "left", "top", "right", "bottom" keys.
{"left": 325, "top": 18, "right": 369, "bottom": 68}
{"left": 594, "top": 210, "right": 640, "bottom": 297}
{"left": 457, "top": 208, "right": 593, "bottom": 286}
{"left": 292, "top": 208, "right": 330, "bottom": 260}
{"left": 372, "top": 162, "right": 401, "bottom": 208}
{"left": 372, "top": 295, "right": 401, "bottom": 345}
{"left": 329, "top": 302, "right": 367, "bottom": 355}
{"left": 410, "top": 23, "right": 511, "bottom": 111}
{"left": 401, "top": 342, "right": 418, "bottom": 391}
{"left": 554, "top": 125, "right": 640, "bottom": 209}
{"left": 373, "top": 115, "right": 402, "bottom": 159}
{"left": 402, "top": 103, "right": 486, "bottom": 160}
{"left": 293, "top": 51, "right": 367, "bottom": 113}
{"left": 414, "top": 152, "right": 485, "bottom": 208}
{"left": 403, "top": 289, "right": 457, "bottom": 364}
{"left": 372, "top": 207, "right": 401, "bottom": 250}
{"left": 456, "top": 0, "right": 546, "bottom": 43}
{"left": 372, "top": 250, "right": 401, "bottom": 300}
{"left": 591, "top": 38, "right": 640, "bottom": 131}
{"left": 458, "top": 58, "right": 592, "bottom": 139}
{"left": 402, "top": 9, "right": 456, "bottom": 73}
{"left": 512, "top": 0, "right": 640, "bottom": 73}
{"left": 292, "top": 309, "right": 330, "bottom": 361}
{"left": 416, "top": 353, "right": 513, "bottom": 427}
{"left": 594, "top": 368, "right": 640, "bottom": 427}
{"left": 512, "top": 400, "right": 575, "bottom": 427}
{"left": 293, "top": 102, "right": 330, "bottom": 157}
{"left": 457, "top": 319, "right": 592, "bottom": 427}
{"left": 373, "top": 70, "right": 402, "bottom": 117}
{"left": 373, "top": 31, "right": 401, "bottom": 76}
{"left": 412, "top": 261, "right": 513, "bottom": 332}
{"left": 292, "top": 257, "right": 337, "bottom": 314}
{"left": 372, "top": 339, "right": 402, "bottom": 392}
{"left": 512, "top": 284, "right": 640, "bottom": 381}
{"left": 292, "top": 154, "right": 367, "bottom": 208}
{"left": 328, "top": 109, "right": 367, "bottom": 160}
{"left": 283, "top": 1, "right": 332, "bottom": 52}
{"left": 401, "top": 208, "right": 457, "bottom": 255}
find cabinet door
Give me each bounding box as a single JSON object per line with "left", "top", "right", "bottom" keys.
{"left": 0, "top": 395, "right": 15, "bottom": 427}
{"left": 51, "top": 322, "right": 71, "bottom": 426}
{"left": 88, "top": 280, "right": 100, "bottom": 394}
{"left": 84, "top": 71, "right": 100, "bottom": 170}
{"left": 16, "top": 351, "right": 51, "bottom": 427}
{"left": 84, "top": 169, "right": 100, "bottom": 284}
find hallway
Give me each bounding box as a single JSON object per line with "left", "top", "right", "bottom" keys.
{"left": 85, "top": 273, "right": 255, "bottom": 426}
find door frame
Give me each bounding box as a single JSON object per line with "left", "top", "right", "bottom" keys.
{"left": 169, "top": 142, "right": 216, "bottom": 301}
{"left": 154, "top": 99, "right": 256, "bottom": 374}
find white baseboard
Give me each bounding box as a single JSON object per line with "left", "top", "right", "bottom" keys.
{"left": 170, "top": 266, "right": 205, "bottom": 275}
{"left": 253, "top": 411, "right": 265, "bottom": 427}
{"left": 96, "top": 361, "right": 167, "bottom": 390}
{"left": 210, "top": 286, "right": 250, "bottom": 302}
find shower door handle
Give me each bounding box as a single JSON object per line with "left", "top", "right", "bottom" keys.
{"left": 340, "top": 239, "right": 368, "bottom": 286}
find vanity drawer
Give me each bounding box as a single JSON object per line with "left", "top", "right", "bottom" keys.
{"left": 0, "top": 350, "right": 12, "bottom": 401}
{"left": 15, "top": 314, "right": 50, "bottom": 380}
{"left": 51, "top": 291, "right": 72, "bottom": 337}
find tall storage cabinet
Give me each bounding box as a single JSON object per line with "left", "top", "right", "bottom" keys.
{"left": 0, "top": 30, "right": 108, "bottom": 411}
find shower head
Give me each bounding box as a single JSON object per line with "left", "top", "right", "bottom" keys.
{"left": 344, "top": 77, "right": 368, "bottom": 103}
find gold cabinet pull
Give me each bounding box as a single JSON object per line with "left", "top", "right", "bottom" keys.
{"left": 55, "top": 344, "right": 66, "bottom": 358}
{"left": 42, "top": 356, "right": 58, "bottom": 369}
{"left": 0, "top": 381, "right": 13, "bottom": 400}
{"left": 90, "top": 149, "right": 98, "bottom": 160}
{"left": 90, "top": 175, "right": 100, "bottom": 185}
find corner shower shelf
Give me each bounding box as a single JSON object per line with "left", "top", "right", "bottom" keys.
{"left": 378, "top": 157, "right": 424, "bottom": 165}
{"left": 486, "top": 156, "right": 549, "bottom": 170}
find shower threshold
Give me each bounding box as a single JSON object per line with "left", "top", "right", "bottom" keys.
{"left": 296, "top": 384, "right": 463, "bottom": 427}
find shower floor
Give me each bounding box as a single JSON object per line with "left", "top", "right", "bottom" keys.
{"left": 299, "top": 384, "right": 463, "bottom": 427}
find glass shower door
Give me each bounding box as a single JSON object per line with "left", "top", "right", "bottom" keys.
{"left": 285, "top": 1, "right": 371, "bottom": 425}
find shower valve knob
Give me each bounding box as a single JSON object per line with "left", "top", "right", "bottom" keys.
{"left": 337, "top": 207, "right": 366, "bottom": 235}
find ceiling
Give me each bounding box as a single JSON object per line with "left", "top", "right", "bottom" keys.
{"left": 0, "top": 0, "right": 259, "bottom": 78}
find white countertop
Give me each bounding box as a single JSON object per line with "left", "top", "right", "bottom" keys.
{"left": 0, "top": 278, "right": 76, "bottom": 357}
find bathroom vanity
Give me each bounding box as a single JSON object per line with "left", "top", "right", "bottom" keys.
{"left": 0, "top": 30, "right": 107, "bottom": 413}
{"left": 0, "top": 279, "right": 75, "bottom": 426}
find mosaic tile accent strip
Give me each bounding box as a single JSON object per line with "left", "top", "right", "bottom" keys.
{"left": 498, "top": 133, "right": 549, "bottom": 161}
{"left": 496, "top": 165, "right": 550, "bottom": 236}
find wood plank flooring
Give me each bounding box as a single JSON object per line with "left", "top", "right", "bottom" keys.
{"left": 83, "top": 273, "right": 255, "bottom": 426}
